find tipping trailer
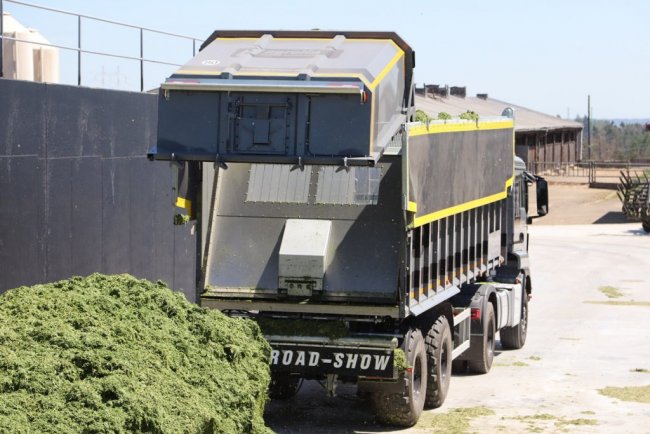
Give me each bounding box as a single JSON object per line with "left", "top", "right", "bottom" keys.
{"left": 149, "top": 30, "right": 549, "bottom": 426}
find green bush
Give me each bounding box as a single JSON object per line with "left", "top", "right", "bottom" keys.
{"left": 459, "top": 110, "right": 479, "bottom": 121}
{"left": 415, "top": 109, "right": 432, "bottom": 123}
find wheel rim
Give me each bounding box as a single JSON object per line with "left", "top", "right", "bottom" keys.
{"left": 413, "top": 355, "right": 422, "bottom": 398}
{"left": 487, "top": 319, "right": 495, "bottom": 358}
{"left": 520, "top": 302, "right": 528, "bottom": 340}
{"left": 440, "top": 341, "right": 449, "bottom": 384}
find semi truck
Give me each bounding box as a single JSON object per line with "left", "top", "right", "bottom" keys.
{"left": 149, "top": 30, "right": 549, "bottom": 426}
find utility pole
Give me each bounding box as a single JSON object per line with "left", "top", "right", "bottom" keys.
{"left": 1, "top": 0, "right": 4, "bottom": 78}
{"left": 587, "top": 95, "right": 591, "bottom": 161}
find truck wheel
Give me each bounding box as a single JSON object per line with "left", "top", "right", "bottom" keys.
{"left": 424, "top": 315, "right": 452, "bottom": 408}
{"left": 373, "top": 328, "right": 427, "bottom": 427}
{"left": 268, "top": 373, "right": 301, "bottom": 399}
{"left": 468, "top": 303, "right": 496, "bottom": 374}
{"left": 642, "top": 221, "right": 650, "bottom": 233}
{"left": 500, "top": 288, "right": 529, "bottom": 350}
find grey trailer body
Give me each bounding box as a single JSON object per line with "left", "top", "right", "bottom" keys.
{"left": 150, "top": 30, "right": 548, "bottom": 427}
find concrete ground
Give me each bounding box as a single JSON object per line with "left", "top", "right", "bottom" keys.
{"left": 532, "top": 183, "right": 626, "bottom": 225}
{"left": 265, "top": 185, "right": 650, "bottom": 433}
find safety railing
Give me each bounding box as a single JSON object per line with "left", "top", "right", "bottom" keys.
{"left": 0, "top": 0, "right": 202, "bottom": 91}
{"left": 527, "top": 161, "right": 650, "bottom": 187}
{"left": 526, "top": 161, "right": 591, "bottom": 178}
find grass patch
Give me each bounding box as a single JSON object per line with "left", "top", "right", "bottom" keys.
{"left": 581, "top": 410, "right": 596, "bottom": 415}
{"left": 599, "top": 285, "right": 623, "bottom": 298}
{"left": 631, "top": 368, "right": 650, "bottom": 373}
{"left": 495, "top": 361, "right": 529, "bottom": 367}
{"left": 512, "top": 413, "right": 556, "bottom": 421}
{"left": 0, "top": 274, "right": 272, "bottom": 433}
{"left": 509, "top": 413, "right": 598, "bottom": 431}
{"left": 556, "top": 418, "right": 598, "bottom": 427}
{"left": 599, "top": 385, "right": 650, "bottom": 403}
{"left": 585, "top": 300, "right": 650, "bottom": 307}
{"left": 416, "top": 406, "right": 494, "bottom": 433}
{"left": 529, "top": 355, "right": 542, "bottom": 361}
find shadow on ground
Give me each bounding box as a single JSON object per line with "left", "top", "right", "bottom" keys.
{"left": 626, "top": 228, "right": 650, "bottom": 236}
{"left": 592, "top": 211, "right": 628, "bottom": 224}
{"left": 264, "top": 381, "right": 389, "bottom": 434}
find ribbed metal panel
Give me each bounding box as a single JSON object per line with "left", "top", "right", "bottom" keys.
{"left": 315, "top": 166, "right": 381, "bottom": 205}
{"left": 246, "top": 164, "right": 311, "bottom": 203}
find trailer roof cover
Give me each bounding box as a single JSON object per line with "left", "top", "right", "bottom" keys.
{"left": 172, "top": 32, "right": 406, "bottom": 91}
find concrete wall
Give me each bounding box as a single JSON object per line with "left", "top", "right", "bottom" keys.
{"left": 0, "top": 79, "right": 197, "bottom": 300}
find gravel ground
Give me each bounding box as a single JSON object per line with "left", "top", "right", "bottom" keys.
{"left": 265, "top": 185, "right": 650, "bottom": 433}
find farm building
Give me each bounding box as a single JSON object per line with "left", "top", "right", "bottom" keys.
{"left": 415, "top": 85, "right": 583, "bottom": 172}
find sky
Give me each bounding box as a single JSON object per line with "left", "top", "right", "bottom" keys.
{"left": 3, "top": 0, "right": 649, "bottom": 119}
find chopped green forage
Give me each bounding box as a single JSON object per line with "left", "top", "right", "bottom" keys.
{"left": 0, "top": 274, "right": 272, "bottom": 433}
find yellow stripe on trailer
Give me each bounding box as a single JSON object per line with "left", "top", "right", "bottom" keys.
{"left": 412, "top": 178, "right": 513, "bottom": 228}
{"left": 408, "top": 119, "right": 514, "bottom": 137}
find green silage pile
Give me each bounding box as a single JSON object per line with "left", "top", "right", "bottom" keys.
{"left": 0, "top": 274, "right": 272, "bottom": 433}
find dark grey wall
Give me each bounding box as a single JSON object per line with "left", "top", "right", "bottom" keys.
{"left": 0, "top": 79, "right": 197, "bottom": 301}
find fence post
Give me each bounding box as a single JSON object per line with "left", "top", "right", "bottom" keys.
{"left": 140, "top": 27, "right": 143, "bottom": 91}
{"left": 1, "top": 0, "right": 4, "bottom": 78}
{"left": 77, "top": 15, "right": 81, "bottom": 85}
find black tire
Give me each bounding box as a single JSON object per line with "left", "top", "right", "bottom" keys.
{"left": 501, "top": 287, "right": 529, "bottom": 350}
{"left": 424, "top": 316, "right": 452, "bottom": 409}
{"left": 373, "top": 328, "right": 427, "bottom": 427}
{"left": 468, "top": 303, "right": 496, "bottom": 374}
{"left": 268, "top": 373, "right": 301, "bottom": 399}
{"left": 642, "top": 221, "right": 650, "bottom": 233}
{"left": 452, "top": 359, "right": 468, "bottom": 375}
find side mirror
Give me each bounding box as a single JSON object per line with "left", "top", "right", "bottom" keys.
{"left": 536, "top": 177, "right": 549, "bottom": 217}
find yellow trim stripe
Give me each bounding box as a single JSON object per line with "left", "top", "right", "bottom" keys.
{"left": 175, "top": 197, "right": 192, "bottom": 214}
{"left": 407, "top": 201, "right": 418, "bottom": 212}
{"left": 412, "top": 177, "right": 514, "bottom": 228}
{"left": 366, "top": 46, "right": 404, "bottom": 152}
{"left": 370, "top": 50, "right": 403, "bottom": 90}
{"left": 408, "top": 120, "right": 514, "bottom": 137}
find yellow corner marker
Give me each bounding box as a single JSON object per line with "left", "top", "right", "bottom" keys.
{"left": 175, "top": 197, "right": 192, "bottom": 215}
